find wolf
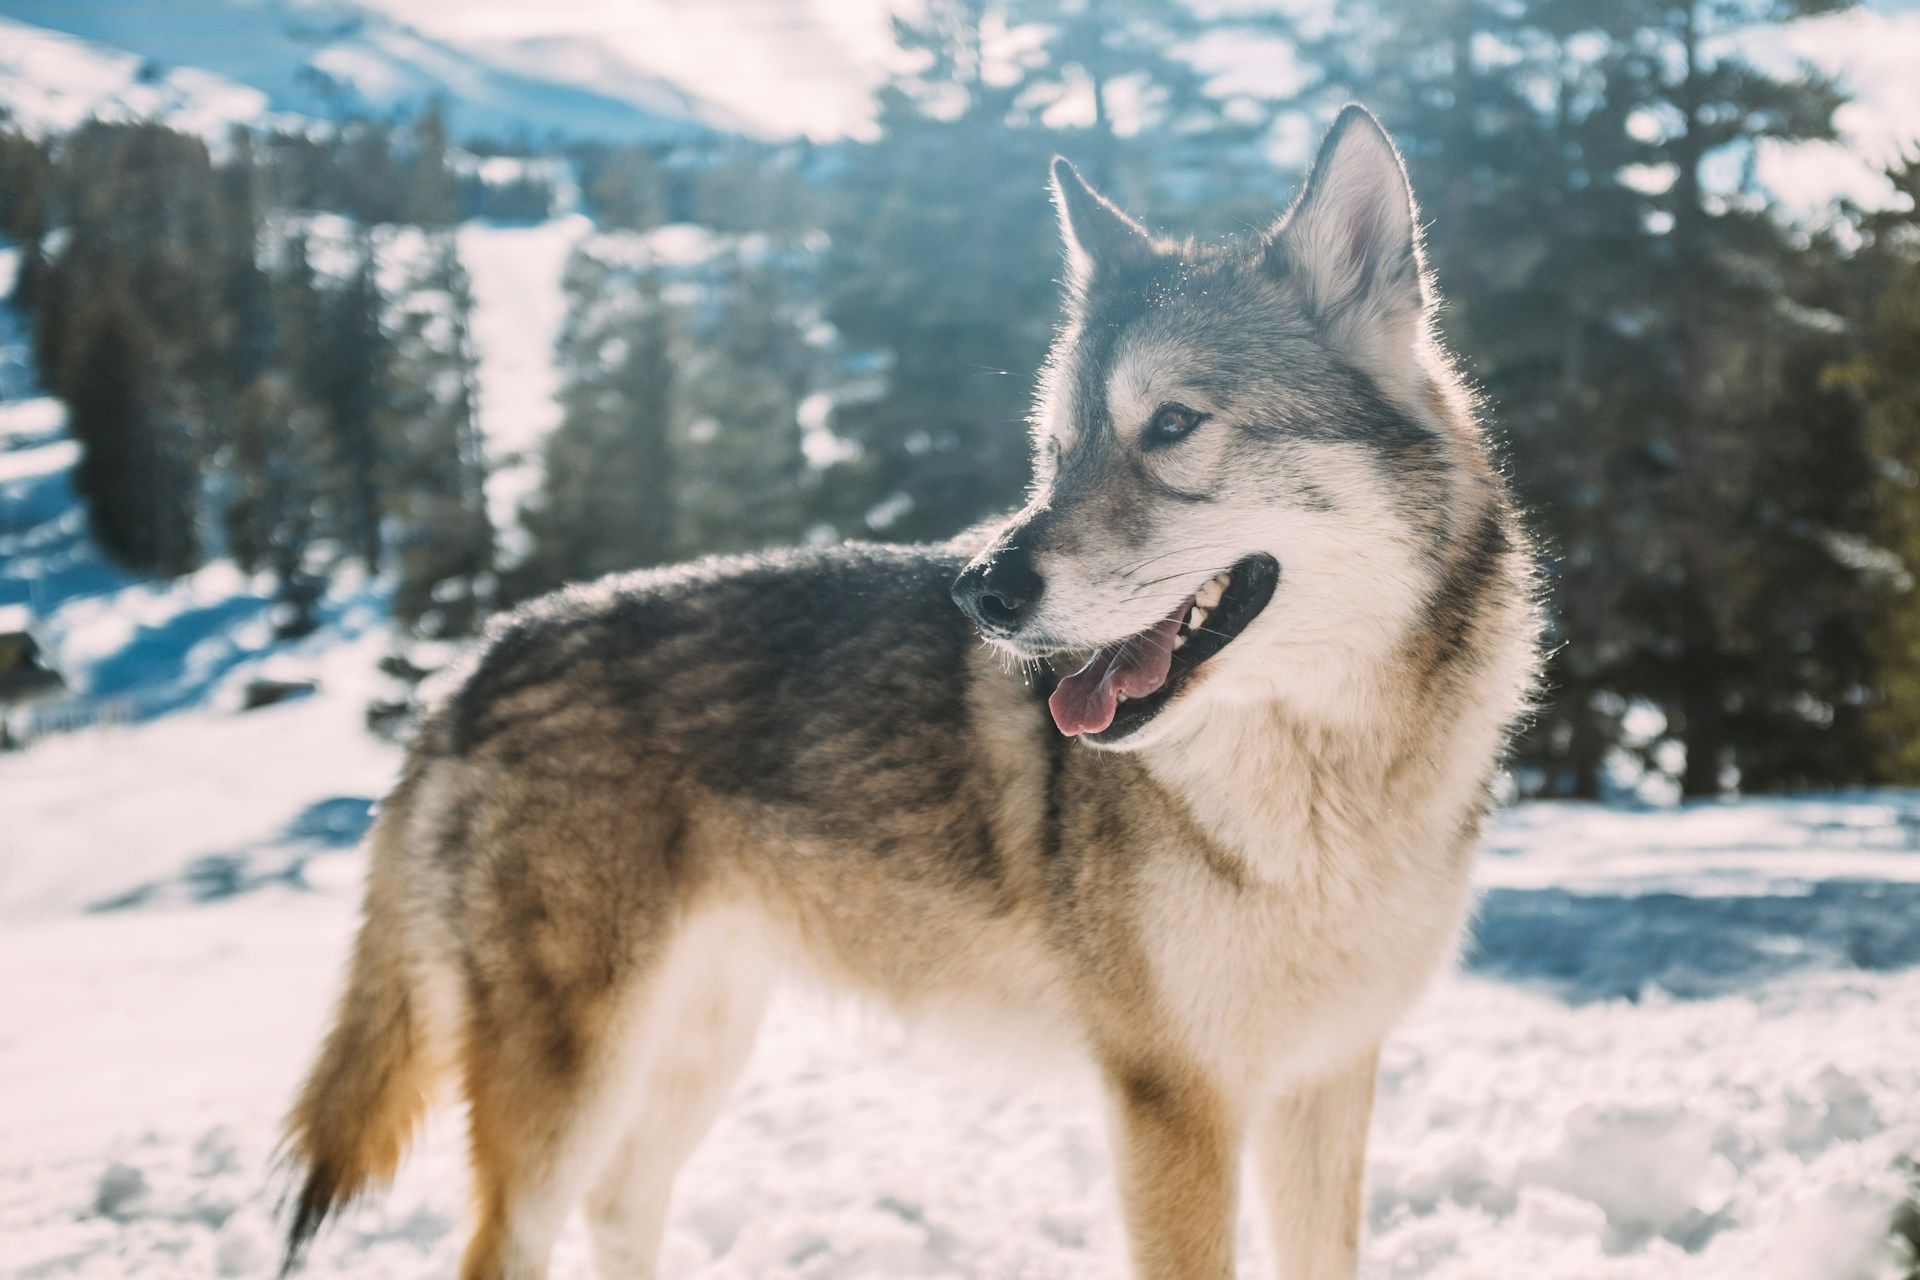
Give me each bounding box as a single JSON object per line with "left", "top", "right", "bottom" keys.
{"left": 281, "top": 105, "right": 1538, "bottom": 1280}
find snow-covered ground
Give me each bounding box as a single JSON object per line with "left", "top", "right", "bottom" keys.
{"left": 3, "top": 682, "right": 1918, "bottom": 1280}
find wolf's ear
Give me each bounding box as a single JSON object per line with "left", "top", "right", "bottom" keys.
{"left": 1268, "top": 106, "right": 1427, "bottom": 352}
{"left": 1051, "top": 157, "right": 1153, "bottom": 289}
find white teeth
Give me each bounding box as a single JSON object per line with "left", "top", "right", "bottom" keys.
{"left": 1188, "top": 603, "right": 1211, "bottom": 633}
{"left": 1172, "top": 633, "right": 1188, "bottom": 649}
{"left": 1195, "top": 574, "right": 1228, "bottom": 609}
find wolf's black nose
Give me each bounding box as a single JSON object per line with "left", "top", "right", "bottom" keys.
{"left": 953, "top": 547, "right": 1043, "bottom": 635}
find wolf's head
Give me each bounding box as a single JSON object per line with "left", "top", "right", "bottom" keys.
{"left": 954, "top": 106, "right": 1500, "bottom": 749}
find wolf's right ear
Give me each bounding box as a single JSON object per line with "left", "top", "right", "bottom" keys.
{"left": 1051, "top": 157, "right": 1153, "bottom": 290}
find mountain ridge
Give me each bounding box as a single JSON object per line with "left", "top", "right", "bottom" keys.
{"left": 0, "top": 0, "right": 746, "bottom": 141}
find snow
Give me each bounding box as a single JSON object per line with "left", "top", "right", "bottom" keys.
{"left": 366, "top": 0, "right": 893, "bottom": 140}
{"left": 0, "top": 0, "right": 731, "bottom": 142}
{"left": 0, "top": 16, "right": 277, "bottom": 140}
{"left": 3, "top": 688, "right": 1918, "bottom": 1279}
{"left": 457, "top": 216, "right": 593, "bottom": 552}
{"left": 1743, "top": 8, "right": 1920, "bottom": 218}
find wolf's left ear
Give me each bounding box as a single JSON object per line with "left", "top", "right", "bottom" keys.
{"left": 1268, "top": 106, "right": 1428, "bottom": 354}
{"left": 1051, "top": 157, "right": 1153, "bottom": 290}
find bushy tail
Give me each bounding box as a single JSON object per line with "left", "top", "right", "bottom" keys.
{"left": 279, "top": 809, "right": 439, "bottom": 1274}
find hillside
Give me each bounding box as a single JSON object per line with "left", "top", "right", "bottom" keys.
{"left": 0, "top": 0, "right": 743, "bottom": 141}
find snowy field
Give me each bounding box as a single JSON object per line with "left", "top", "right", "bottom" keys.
{"left": 4, "top": 681, "right": 1920, "bottom": 1280}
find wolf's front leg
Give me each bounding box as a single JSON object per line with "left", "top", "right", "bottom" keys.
{"left": 1251, "top": 1049, "right": 1379, "bottom": 1280}
{"left": 1102, "top": 1062, "right": 1242, "bottom": 1280}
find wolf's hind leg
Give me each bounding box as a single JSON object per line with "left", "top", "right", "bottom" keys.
{"left": 449, "top": 779, "right": 695, "bottom": 1280}
{"left": 1251, "top": 1048, "right": 1378, "bottom": 1280}
{"left": 456, "top": 943, "right": 670, "bottom": 1280}
{"left": 584, "top": 909, "right": 770, "bottom": 1279}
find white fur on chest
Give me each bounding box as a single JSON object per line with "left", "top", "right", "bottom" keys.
{"left": 1137, "top": 705, "right": 1490, "bottom": 1093}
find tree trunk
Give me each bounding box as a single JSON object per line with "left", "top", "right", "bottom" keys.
{"left": 1672, "top": 0, "right": 1725, "bottom": 799}
{"left": 1565, "top": 691, "right": 1608, "bottom": 800}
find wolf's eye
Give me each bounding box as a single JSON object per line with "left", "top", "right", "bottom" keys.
{"left": 1144, "top": 403, "right": 1204, "bottom": 448}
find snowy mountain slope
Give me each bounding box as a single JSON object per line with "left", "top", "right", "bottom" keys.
{"left": 6, "top": 0, "right": 1920, "bottom": 214}
{"left": 448, "top": 33, "right": 761, "bottom": 137}
{"left": 0, "top": 0, "right": 741, "bottom": 141}
{"left": 362, "top": 0, "right": 895, "bottom": 140}
{"left": 0, "top": 17, "right": 278, "bottom": 139}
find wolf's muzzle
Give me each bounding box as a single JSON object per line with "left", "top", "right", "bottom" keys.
{"left": 952, "top": 543, "right": 1043, "bottom": 636}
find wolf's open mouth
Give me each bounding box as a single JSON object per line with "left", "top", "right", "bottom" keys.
{"left": 1048, "top": 554, "right": 1279, "bottom": 743}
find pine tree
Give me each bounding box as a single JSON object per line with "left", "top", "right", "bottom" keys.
{"left": 691, "top": 143, "right": 816, "bottom": 237}
{"left": 820, "top": 0, "right": 1060, "bottom": 543}
{"left": 519, "top": 248, "right": 680, "bottom": 592}
{"left": 338, "top": 121, "right": 403, "bottom": 224}
{"left": 0, "top": 129, "right": 52, "bottom": 313}
{"left": 63, "top": 281, "right": 200, "bottom": 575}
{"left": 402, "top": 100, "right": 462, "bottom": 229}
{"left": 1834, "top": 159, "right": 1920, "bottom": 781}
{"left": 1004, "top": 0, "right": 1290, "bottom": 230}
{"left": 227, "top": 372, "right": 326, "bottom": 637}
{"left": 583, "top": 145, "right": 671, "bottom": 230}
{"left": 34, "top": 122, "right": 233, "bottom": 577}
{"left": 317, "top": 236, "right": 391, "bottom": 573}
{"left": 676, "top": 251, "right": 817, "bottom": 554}
{"left": 209, "top": 129, "right": 286, "bottom": 560}
{"left": 225, "top": 225, "right": 336, "bottom": 637}
{"left": 385, "top": 233, "right": 495, "bottom": 636}
{"left": 1600, "top": 0, "right": 1846, "bottom": 794}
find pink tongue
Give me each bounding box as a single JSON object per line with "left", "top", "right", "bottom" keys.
{"left": 1048, "top": 609, "right": 1186, "bottom": 737}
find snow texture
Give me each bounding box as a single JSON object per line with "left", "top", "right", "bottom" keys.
{"left": 459, "top": 216, "right": 593, "bottom": 554}
{"left": 0, "top": 0, "right": 736, "bottom": 142}
{"left": 3, "top": 690, "right": 1918, "bottom": 1279}
{"left": 0, "top": 16, "right": 277, "bottom": 140}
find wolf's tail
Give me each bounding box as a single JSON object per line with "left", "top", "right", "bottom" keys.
{"left": 279, "top": 797, "right": 439, "bottom": 1275}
